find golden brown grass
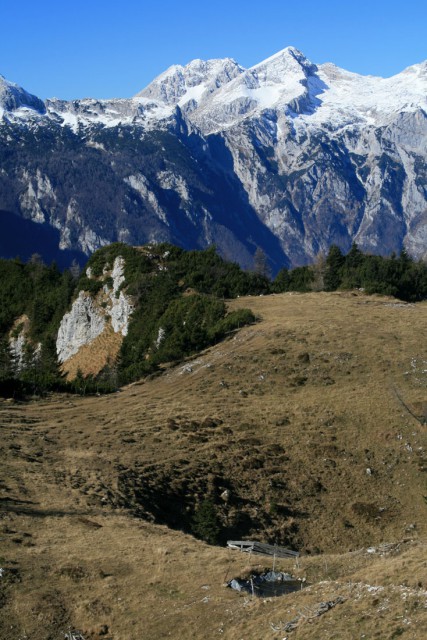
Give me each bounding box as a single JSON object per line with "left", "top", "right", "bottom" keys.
{"left": 62, "top": 325, "right": 123, "bottom": 380}
{"left": 1, "top": 291, "right": 426, "bottom": 639}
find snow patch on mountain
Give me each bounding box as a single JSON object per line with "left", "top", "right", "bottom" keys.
{"left": 136, "top": 57, "right": 244, "bottom": 109}
{"left": 46, "top": 96, "right": 174, "bottom": 130}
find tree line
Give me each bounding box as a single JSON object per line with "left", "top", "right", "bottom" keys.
{"left": 270, "top": 244, "right": 427, "bottom": 302}
{"left": 0, "top": 242, "right": 425, "bottom": 398}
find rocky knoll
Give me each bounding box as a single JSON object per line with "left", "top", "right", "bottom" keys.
{"left": 56, "top": 256, "right": 134, "bottom": 376}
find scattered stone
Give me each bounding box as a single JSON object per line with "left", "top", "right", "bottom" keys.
{"left": 270, "top": 596, "right": 346, "bottom": 633}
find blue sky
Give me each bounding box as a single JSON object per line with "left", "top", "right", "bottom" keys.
{"left": 1, "top": 0, "right": 426, "bottom": 100}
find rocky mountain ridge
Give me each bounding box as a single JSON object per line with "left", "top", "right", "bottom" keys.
{"left": 1, "top": 48, "right": 426, "bottom": 269}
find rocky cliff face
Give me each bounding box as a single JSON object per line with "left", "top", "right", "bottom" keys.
{"left": 56, "top": 291, "right": 106, "bottom": 363}
{"left": 8, "top": 315, "right": 41, "bottom": 372}
{"left": 1, "top": 48, "right": 427, "bottom": 270}
{"left": 56, "top": 256, "right": 134, "bottom": 375}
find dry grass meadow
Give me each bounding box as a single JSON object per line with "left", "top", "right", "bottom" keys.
{"left": 1, "top": 291, "right": 426, "bottom": 639}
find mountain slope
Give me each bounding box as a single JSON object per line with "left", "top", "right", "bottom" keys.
{"left": 1, "top": 48, "right": 427, "bottom": 269}
{"left": 1, "top": 291, "right": 426, "bottom": 639}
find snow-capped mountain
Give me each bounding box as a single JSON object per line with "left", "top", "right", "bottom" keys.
{"left": 0, "top": 74, "right": 45, "bottom": 115}
{"left": 136, "top": 57, "right": 244, "bottom": 111}
{"left": 1, "top": 47, "right": 426, "bottom": 270}
{"left": 138, "top": 47, "right": 427, "bottom": 133}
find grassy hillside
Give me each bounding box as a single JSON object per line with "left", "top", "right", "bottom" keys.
{"left": 1, "top": 291, "right": 426, "bottom": 639}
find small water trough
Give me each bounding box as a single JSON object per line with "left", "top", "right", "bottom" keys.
{"left": 228, "top": 571, "right": 305, "bottom": 597}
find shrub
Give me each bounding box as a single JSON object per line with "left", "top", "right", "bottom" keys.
{"left": 191, "top": 499, "right": 221, "bottom": 545}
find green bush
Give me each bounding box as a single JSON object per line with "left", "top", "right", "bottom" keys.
{"left": 210, "top": 308, "right": 256, "bottom": 340}
{"left": 151, "top": 295, "right": 225, "bottom": 363}
{"left": 191, "top": 499, "right": 221, "bottom": 545}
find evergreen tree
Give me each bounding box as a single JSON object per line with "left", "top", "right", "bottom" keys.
{"left": 324, "top": 245, "right": 345, "bottom": 291}
{"left": 0, "top": 338, "right": 12, "bottom": 382}
{"left": 288, "top": 266, "right": 314, "bottom": 292}
{"left": 37, "top": 336, "right": 64, "bottom": 390}
{"left": 272, "top": 268, "right": 291, "bottom": 293}
{"left": 19, "top": 342, "right": 40, "bottom": 395}
{"left": 341, "top": 242, "right": 364, "bottom": 288}
{"left": 192, "top": 499, "right": 221, "bottom": 545}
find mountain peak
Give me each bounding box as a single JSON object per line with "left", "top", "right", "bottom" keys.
{"left": 135, "top": 57, "right": 243, "bottom": 107}
{"left": 0, "top": 74, "right": 45, "bottom": 114}
{"left": 250, "top": 46, "right": 315, "bottom": 75}
{"left": 255, "top": 46, "right": 307, "bottom": 64}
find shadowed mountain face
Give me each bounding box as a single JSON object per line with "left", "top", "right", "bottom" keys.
{"left": 0, "top": 210, "right": 86, "bottom": 268}
{"left": 0, "top": 117, "right": 288, "bottom": 272}
{"left": 1, "top": 48, "right": 427, "bottom": 270}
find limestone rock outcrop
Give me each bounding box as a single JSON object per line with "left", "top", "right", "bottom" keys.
{"left": 56, "top": 256, "right": 134, "bottom": 371}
